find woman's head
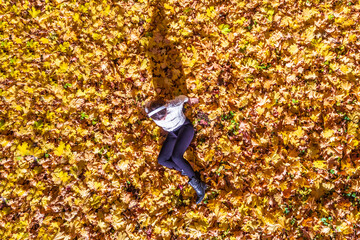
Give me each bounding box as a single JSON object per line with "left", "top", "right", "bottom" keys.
{"left": 146, "top": 97, "right": 167, "bottom": 120}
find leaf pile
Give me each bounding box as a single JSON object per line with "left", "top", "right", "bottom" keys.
{"left": 1, "top": 0, "right": 360, "bottom": 239}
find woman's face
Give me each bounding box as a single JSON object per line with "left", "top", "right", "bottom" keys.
{"left": 159, "top": 112, "right": 167, "bottom": 120}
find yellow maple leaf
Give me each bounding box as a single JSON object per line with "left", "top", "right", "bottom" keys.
{"left": 322, "top": 129, "right": 334, "bottom": 138}
{"left": 14, "top": 104, "right": 22, "bottom": 111}
{"left": 310, "top": 113, "right": 319, "bottom": 122}
{"left": 351, "top": 139, "right": 359, "bottom": 147}
{"left": 131, "top": 15, "right": 139, "bottom": 23}
{"left": 265, "top": 152, "right": 281, "bottom": 165}
{"left": 73, "top": 12, "right": 80, "bottom": 22}
{"left": 347, "top": 121, "right": 358, "bottom": 135}
{"left": 218, "top": 136, "right": 231, "bottom": 154}
{"left": 302, "top": 8, "right": 318, "bottom": 21}
{"left": 322, "top": 182, "right": 335, "bottom": 190}
{"left": 280, "top": 131, "right": 289, "bottom": 145}
{"left": 29, "top": 146, "right": 43, "bottom": 158}
{"left": 1, "top": 138, "right": 9, "bottom": 147}
{"left": 59, "top": 62, "right": 68, "bottom": 73}
{"left": 91, "top": 180, "right": 103, "bottom": 190}
{"left": 337, "top": 222, "right": 353, "bottom": 234}
{"left": 102, "top": 5, "right": 111, "bottom": 16}
{"left": 14, "top": 37, "right": 22, "bottom": 44}
{"left": 39, "top": 37, "right": 49, "bottom": 44}
{"left": 29, "top": 6, "right": 41, "bottom": 18}
{"left": 54, "top": 141, "right": 71, "bottom": 156}
{"left": 92, "top": 33, "right": 101, "bottom": 40}
{"left": 279, "top": 181, "right": 287, "bottom": 191}
{"left": 340, "top": 64, "right": 351, "bottom": 74}
{"left": 234, "top": 17, "right": 246, "bottom": 25}
{"left": 293, "top": 126, "right": 304, "bottom": 138}
{"left": 17, "top": 142, "right": 31, "bottom": 156}
{"left": 54, "top": 142, "right": 65, "bottom": 156}
{"left": 256, "top": 107, "right": 265, "bottom": 115}
{"left": 233, "top": 145, "right": 241, "bottom": 154}
{"left": 52, "top": 230, "right": 66, "bottom": 240}
{"left": 206, "top": 6, "right": 216, "bottom": 18}
{"left": 204, "top": 149, "right": 215, "bottom": 161}
{"left": 348, "top": 34, "right": 357, "bottom": 42}
{"left": 313, "top": 161, "right": 327, "bottom": 169}
{"left": 137, "top": 55, "right": 147, "bottom": 68}
{"left": 267, "top": 223, "right": 281, "bottom": 232}
{"left": 288, "top": 44, "right": 299, "bottom": 55}
{"left": 57, "top": 170, "right": 71, "bottom": 183}
{"left": 164, "top": 3, "right": 175, "bottom": 14}
{"left": 24, "top": 86, "right": 34, "bottom": 93}
{"left": 303, "top": 26, "right": 315, "bottom": 42}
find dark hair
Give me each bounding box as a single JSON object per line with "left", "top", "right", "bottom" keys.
{"left": 147, "top": 98, "right": 167, "bottom": 120}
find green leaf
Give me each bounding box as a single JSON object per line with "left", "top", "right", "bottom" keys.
{"left": 183, "top": 7, "right": 192, "bottom": 13}
{"left": 145, "top": 32, "right": 153, "bottom": 37}
{"left": 0, "top": 119, "right": 5, "bottom": 128}
{"left": 258, "top": 63, "right": 271, "bottom": 70}
{"left": 34, "top": 120, "right": 43, "bottom": 128}
{"left": 219, "top": 24, "right": 231, "bottom": 34}
{"left": 284, "top": 207, "right": 290, "bottom": 214}
{"left": 10, "top": 56, "right": 17, "bottom": 65}
{"left": 27, "top": 40, "right": 34, "bottom": 48}
{"left": 81, "top": 112, "right": 89, "bottom": 119}
{"left": 64, "top": 83, "right": 72, "bottom": 89}
{"left": 50, "top": 32, "right": 57, "bottom": 40}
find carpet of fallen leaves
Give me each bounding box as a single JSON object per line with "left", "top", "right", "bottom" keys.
{"left": 1, "top": 0, "right": 360, "bottom": 239}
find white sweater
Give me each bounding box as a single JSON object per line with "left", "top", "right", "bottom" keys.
{"left": 150, "top": 95, "right": 189, "bottom": 132}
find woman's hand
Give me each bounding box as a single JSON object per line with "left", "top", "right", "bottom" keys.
{"left": 160, "top": 128, "right": 167, "bottom": 137}
{"left": 188, "top": 97, "right": 199, "bottom": 105}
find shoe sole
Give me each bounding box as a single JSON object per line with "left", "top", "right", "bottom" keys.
{"left": 194, "top": 183, "right": 208, "bottom": 204}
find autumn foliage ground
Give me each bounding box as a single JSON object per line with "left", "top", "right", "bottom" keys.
{"left": 1, "top": 0, "right": 360, "bottom": 239}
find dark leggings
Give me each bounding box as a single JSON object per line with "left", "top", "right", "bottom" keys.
{"left": 157, "top": 118, "right": 196, "bottom": 179}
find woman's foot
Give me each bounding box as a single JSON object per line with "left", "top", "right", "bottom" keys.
{"left": 188, "top": 176, "right": 207, "bottom": 204}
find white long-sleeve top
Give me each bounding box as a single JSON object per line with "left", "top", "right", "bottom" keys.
{"left": 149, "top": 95, "right": 189, "bottom": 132}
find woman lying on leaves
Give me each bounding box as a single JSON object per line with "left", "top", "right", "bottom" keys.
{"left": 145, "top": 95, "right": 208, "bottom": 204}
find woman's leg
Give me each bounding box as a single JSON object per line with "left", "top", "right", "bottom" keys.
{"left": 171, "top": 123, "right": 196, "bottom": 179}
{"left": 157, "top": 131, "right": 182, "bottom": 171}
